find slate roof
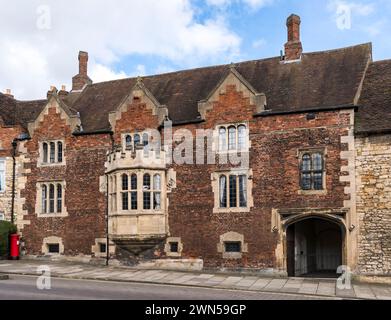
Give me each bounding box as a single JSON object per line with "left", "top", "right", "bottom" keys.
{"left": 1, "top": 43, "right": 379, "bottom": 133}
{"left": 356, "top": 60, "right": 391, "bottom": 134}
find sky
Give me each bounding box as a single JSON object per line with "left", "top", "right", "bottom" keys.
{"left": 0, "top": 0, "right": 390, "bottom": 100}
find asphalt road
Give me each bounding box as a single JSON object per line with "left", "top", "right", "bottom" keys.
{"left": 0, "top": 275, "right": 334, "bottom": 300}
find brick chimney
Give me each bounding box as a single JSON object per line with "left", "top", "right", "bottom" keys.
{"left": 284, "top": 14, "right": 303, "bottom": 61}
{"left": 47, "top": 86, "right": 58, "bottom": 99}
{"left": 58, "top": 85, "right": 69, "bottom": 98}
{"left": 72, "top": 51, "right": 92, "bottom": 91}
{"left": 4, "top": 89, "right": 14, "bottom": 99}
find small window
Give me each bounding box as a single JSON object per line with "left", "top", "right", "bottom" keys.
{"left": 48, "top": 243, "right": 60, "bottom": 254}
{"left": 122, "top": 174, "right": 129, "bottom": 191}
{"left": 0, "top": 212, "right": 5, "bottom": 221}
{"left": 99, "top": 243, "right": 107, "bottom": 254}
{"left": 57, "top": 142, "right": 63, "bottom": 163}
{"left": 50, "top": 142, "right": 56, "bottom": 163}
{"left": 134, "top": 134, "right": 141, "bottom": 147}
{"left": 228, "top": 126, "right": 236, "bottom": 150}
{"left": 224, "top": 242, "right": 241, "bottom": 253}
{"left": 219, "top": 127, "right": 227, "bottom": 151}
{"left": 49, "top": 184, "right": 55, "bottom": 213}
{"left": 125, "top": 135, "right": 132, "bottom": 150}
{"left": 218, "top": 124, "right": 248, "bottom": 152}
{"left": 57, "top": 184, "right": 62, "bottom": 213}
{"left": 170, "top": 242, "right": 179, "bottom": 253}
{"left": 42, "top": 143, "right": 48, "bottom": 163}
{"left": 300, "top": 152, "right": 325, "bottom": 191}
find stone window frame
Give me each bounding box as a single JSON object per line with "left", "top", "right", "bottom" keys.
{"left": 297, "top": 148, "right": 328, "bottom": 196}
{"left": 41, "top": 236, "right": 64, "bottom": 255}
{"left": 0, "top": 158, "right": 5, "bottom": 193}
{"left": 212, "top": 169, "right": 254, "bottom": 213}
{"left": 38, "top": 140, "right": 65, "bottom": 167}
{"left": 91, "top": 238, "right": 115, "bottom": 258}
{"left": 217, "top": 232, "right": 248, "bottom": 260}
{"left": 109, "top": 169, "right": 166, "bottom": 216}
{"left": 36, "top": 181, "right": 68, "bottom": 218}
{"left": 215, "top": 122, "right": 250, "bottom": 154}
{"left": 164, "top": 237, "right": 183, "bottom": 258}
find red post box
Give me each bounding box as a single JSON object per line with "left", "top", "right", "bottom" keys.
{"left": 9, "top": 234, "right": 20, "bottom": 260}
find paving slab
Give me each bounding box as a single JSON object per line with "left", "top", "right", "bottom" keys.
{"left": 264, "top": 279, "right": 288, "bottom": 291}
{"left": 316, "top": 282, "right": 336, "bottom": 296}
{"left": 249, "top": 278, "right": 272, "bottom": 290}
{"left": 299, "top": 282, "right": 318, "bottom": 295}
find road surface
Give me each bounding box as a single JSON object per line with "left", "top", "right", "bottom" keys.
{"left": 0, "top": 275, "right": 335, "bottom": 300}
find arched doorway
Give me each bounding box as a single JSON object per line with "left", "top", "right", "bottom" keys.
{"left": 286, "top": 217, "right": 344, "bottom": 278}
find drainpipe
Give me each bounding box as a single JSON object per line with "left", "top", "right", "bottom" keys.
{"left": 11, "top": 139, "right": 17, "bottom": 225}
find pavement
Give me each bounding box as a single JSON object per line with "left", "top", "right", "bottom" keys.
{"left": 0, "top": 260, "right": 391, "bottom": 300}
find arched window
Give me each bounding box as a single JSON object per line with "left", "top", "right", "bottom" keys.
{"left": 57, "top": 142, "right": 63, "bottom": 163}
{"left": 238, "top": 125, "right": 247, "bottom": 150}
{"left": 57, "top": 184, "right": 62, "bottom": 213}
{"left": 122, "top": 174, "right": 129, "bottom": 191}
{"left": 42, "top": 185, "right": 48, "bottom": 213}
{"left": 143, "top": 133, "right": 149, "bottom": 146}
{"left": 43, "top": 143, "right": 48, "bottom": 163}
{"left": 219, "top": 175, "right": 227, "bottom": 208}
{"left": 228, "top": 126, "right": 236, "bottom": 150}
{"left": 130, "top": 174, "right": 138, "bottom": 210}
{"left": 219, "top": 127, "right": 227, "bottom": 151}
{"left": 134, "top": 134, "right": 141, "bottom": 147}
{"left": 143, "top": 174, "right": 151, "bottom": 210}
{"left": 49, "top": 184, "right": 55, "bottom": 213}
{"left": 125, "top": 135, "right": 132, "bottom": 150}
{"left": 153, "top": 174, "right": 161, "bottom": 210}
{"left": 50, "top": 142, "right": 56, "bottom": 163}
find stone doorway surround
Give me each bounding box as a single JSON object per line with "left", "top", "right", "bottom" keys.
{"left": 272, "top": 208, "right": 354, "bottom": 276}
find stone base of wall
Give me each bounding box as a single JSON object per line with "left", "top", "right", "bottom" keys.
{"left": 135, "top": 259, "right": 204, "bottom": 272}
{"left": 354, "top": 274, "right": 391, "bottom": 285}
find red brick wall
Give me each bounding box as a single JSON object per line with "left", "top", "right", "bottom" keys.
{"left": 21, "top": 106, "right": 112, "bottom": 255}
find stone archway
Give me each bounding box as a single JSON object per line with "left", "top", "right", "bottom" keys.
{"left": 285, "top": 217, "right": 345, "bottom": 277}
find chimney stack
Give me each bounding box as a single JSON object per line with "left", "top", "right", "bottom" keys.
{"left": 58, "top": 85, "right": 69, "bottom": 98}
{"left": 47, "top": 86, "right": 58, "bottom": 99}
{"left": 284, "top": 14, "right": 303, "bottom": 61}
{"left": 72, "top": 51, "right": 92, "bottom": 91}
{"left": 4, "top": 89, "right": 14, "bottom": 98}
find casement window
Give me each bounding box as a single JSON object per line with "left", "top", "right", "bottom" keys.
{"left": 218, "top": 124, "right": 248, "bottom": 152}
{"left": 0, "top": 159, "right": 5, "bottom": 192}
{"left": 41, "top": 141, "right": 64, "bottom": 165}
{"left": 300, "top": 151, "right": 325, "bottom": 191}
{"left": 116, "top": 171, "right": 163, "bottom": 213}
{"left": 39, "top": 182, "right": 65, "bottom": 215}
{"left": 219, "top": 174, "right": 248, "bottom": 209}
{"left": 224, "top": 241, "right": 241, "bottom": 253}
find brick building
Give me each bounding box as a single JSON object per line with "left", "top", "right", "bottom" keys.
{"left": 0, "top": 15, "right": 390, "bottom": 278}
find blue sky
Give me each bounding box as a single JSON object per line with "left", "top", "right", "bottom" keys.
{"left": 0, "top": 0, "right": 390, "bottom": 99}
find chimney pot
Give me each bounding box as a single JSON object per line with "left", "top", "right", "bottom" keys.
{"left": 61, "top": 85, "right": 66, "bottom": 91}
{"left": 284, "top": 14, "right": 303, "bottom": 61}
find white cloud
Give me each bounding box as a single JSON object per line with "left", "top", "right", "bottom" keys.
{"left": 328, "top": 0, "right": 375, "bottom": 17}
{"left": 252, "top": 38, "right": 266, "bottom": 48}
{"left": 206, "top": 0, "right": 274, "bottom": 10}
{"left": 0, "top": 0, "right": 241, "bottom": 99}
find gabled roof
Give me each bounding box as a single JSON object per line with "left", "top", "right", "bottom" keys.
{"left": 1, "top": 43, "right": 373, "bottom": 133}
{"left": 356, "top": 60, "right": 391, "bottom": 134}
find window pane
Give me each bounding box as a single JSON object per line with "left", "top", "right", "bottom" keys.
{"left": 143, "top": 133, "right": 149, "bottom": 146}
{"left": 131, "top": 174, "right": 137, "bottom": 190}
{"left": 57, "top": 184, "right": 62, "bottom": 213}
{"left": 122, "top": 174, "right": 128, "bottom": 191}
{"left": 131, "top": 192, "right": 137, "bottom": 210}
{"left": 225, "top": 242, "right": 241, "bottom": 253}
{"left": 143, "top": 174, "right": 151, "bottom": 190}
{"left": 154, "top": 192, "right": 161, "bottom": 210}
{"left": 153, "top": 174, "right": 161, "bottom": 191}
{"left": 49, "top": 184, "right": 55, "bottom": 213}
{"left": 219, "top": 127, "right": 227, "bottom": 151}
{"left": 42, "top": 185, "right": 47, "bottom": 214}
{"left": 50, "top": 142, "right": 56, "bottom": 163}
{"left": 301, "top": 154, "right": 311, "bottom": 172}
{"left": 313, "top": 153, "right": 323, "bottom": 171}
{"left": 239, "top": 175, "right": 247, "bottom": 207}
{"left": 314, "top": 173, "right": 323, "bottom": 190}
{"left": 219, "top": 176, "right": 227, "bottom": 208}
{"left": 125, "top": 135, "right": 132, "bottom": 150}
{"left": 301, "top": 173, "right": 312, "bottom": 190}
{"left": 228, "top": 127, "right": 236, "bottom": 150}
{"left": 229, "top": 175, "right": 237, "bottom": 207}
{"left": 238, "top": 125, "right": 247, "bottom": 150}
{"left": 57, "top": 142, "right": 63, "bottom": 163}
{"left": 134, "top": 134, "right": 141, "bottom": 147}
{"left": 122, "top": 192, "right": 129, "bottom": 210}
{"left": 43, "top": 143, "right": 48, "bottom": 163}
{"left": 143, "top": 192, "right": 151, "bottom": 210}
